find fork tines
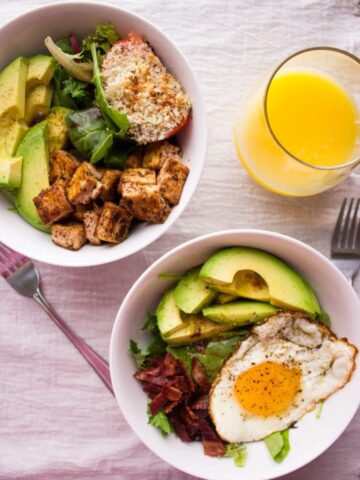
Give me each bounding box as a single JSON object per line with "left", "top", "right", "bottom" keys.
{"left": 0, "top": 242, "right": 28, "bottom": 277}
{"left": 331, "top": 198, "right": 360, "bottom": 256}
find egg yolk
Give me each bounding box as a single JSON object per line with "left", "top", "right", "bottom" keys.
{"left": 233, "top": 361, "right": 301, "bottom": 417}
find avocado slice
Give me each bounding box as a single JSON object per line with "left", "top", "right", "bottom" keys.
{"left": 174, "top": 267, "right": 217, "bottom": 314}
{"left": 202, "top": 301, "right": 278, "bottom": 325}
{"left": 46, "top": 106, "right": 71, "bottom": 152}
{"left": 25, "top": 85, "right": 53, "bottom": 125}
{"left": 0, "top": 156, "right": 22, "bottom": 189}
{"left": 0, "top": 57, "right": 28, "bottom": 121}
{"left": 216, "top": 293, "right": 238, "bottom": 304}
{"left": 200, "top": 247, "right": 320, "bottom": 316}
{"left": 210, "top": 270, "right": 270, "bottom": 301}
{"left": 14, "top": 121, "right": 50, "bottom": 233}
{"left": 156, "top": 288, "right": 186, "bottom": 337}
{"left": 165, "top": 316, "right": 233, "bottom": 346}
{"left": 0, "top": 120, "right": 28, "bottom": 157}
{"left": 26, "top": 55, "right": 56, "bottom": 92}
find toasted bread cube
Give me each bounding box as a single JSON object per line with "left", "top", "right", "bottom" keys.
{"left": 51, "top": 222, "right": 87, "bottom": 251}
{"left": 143, "top": 141, "right": 182, "bottom": 170}
{"left": 99, "top": 169, "right": 122, "bottom": 202}
{"left": 67, "top": 163, "right": 103, "bottom": 205}
{"left": 157, "top": 158, "right": 189, "bottom": 205}
{"left": 96, "top": 202, "right": 132, "bottom": 243}
{"left": 126, "top": 148, "right": 143, "bottom": 168}
{"left": 49, "top": 150, "right": 80, "bottom": 184}
{"left": 122, "top": 183, "right": 171, "bottom": 223}
{"left": 33, "top": 182, "right": 73, "bottom": 226}
{"left": 121, "top": 168, "right": 156, "bottom": 186}
{"left": 83, "top": 206, "right": 102, "bottom": 245}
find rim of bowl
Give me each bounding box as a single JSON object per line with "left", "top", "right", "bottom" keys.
{"left": 0, "top": 0, "right": 207, "bottom": 268}
{"left": 109, "top": 228, "right": 360, "bottom": 480}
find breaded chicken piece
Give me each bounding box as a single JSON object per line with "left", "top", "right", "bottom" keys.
{"left": 143, "top": 141, "right": 182, "bottom": 170}
{"left": 83, "top": 206, "right": 102, "bottom": 245}
{"left": 96, "top": 202, "right": 132, "bottom": 243}
{"left": 157, "top": 158, "right": 189, "bottom": 205}
{"left": 101, "top": 33, "right": 191, "bottom": 144}
{"left": 99, "top": 169, "right": 122, "bottom": 202}
{"left": 49, "top": 150, "right": 80, "bottom": 185}
{"left": 51, "top": 222, "right": 87, "bottom": 251}
{"left": 67, "top": 163, "right": 103, "bottom": 205}
{"left": 33, "top": 182, "right": 73, "bottom": 226}
{"left": 121, "top": 183, "right": 171, "bottom": 223}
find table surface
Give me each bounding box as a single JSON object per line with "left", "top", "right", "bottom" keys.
{"left": 1, "top": 0, "right": 360, "bottom": 479}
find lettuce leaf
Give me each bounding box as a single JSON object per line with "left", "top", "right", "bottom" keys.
{"left": 147, "top": 407, "right": 172, "bottom": 436}
{"left": 225, "top": 443, "right": 247, "bottom": 467}
{"left": 264, "top": 429, "right": 290, "bottom": 463}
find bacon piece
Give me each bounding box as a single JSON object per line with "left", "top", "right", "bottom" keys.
{"left": 198, "top": 418, "right": 226, "bottom": 457}
{"left": 192, "top": 394, "right": 210, "bottom": 411}
{"left": 191, "top": 358, "right": 211, "bottom": 393}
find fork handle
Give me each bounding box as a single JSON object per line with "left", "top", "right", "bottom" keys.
{"left": 33, "top": 288, "right": 113, "bottom": 394}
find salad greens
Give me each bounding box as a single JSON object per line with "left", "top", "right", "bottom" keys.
{"left": 168, "top": 334, "right": 248, "bottom": 383}
{"left": 82, "top": 22, "right": 120, "bottom": 59}
{"left": 264, "top": 429, "right": 290, "bottom": 463}
{"left": 147, "top": 406, "right": 172, "bottom": 436}
{"left": 225, "top": 443, "right": 247, "bottom": 467}
{"left": 129, "top": 313, "right": 167, "bottom": 368}
{"left": 316, "top": 401, "right": 323, "bottom": 419}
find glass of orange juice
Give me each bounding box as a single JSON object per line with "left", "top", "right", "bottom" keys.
{"left": 234, "top": 47, "right": 360, "bottom": 196}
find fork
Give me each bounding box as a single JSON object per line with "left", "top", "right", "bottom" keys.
{"left": 331, "top": 197, "right": 360, "bottom": 286}
{"left": 0, "top": 242, "right": 113, "bottom": 394}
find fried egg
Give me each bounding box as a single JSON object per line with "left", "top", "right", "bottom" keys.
{"left": 209, "top": 312, "right": 357, "bottom": 443}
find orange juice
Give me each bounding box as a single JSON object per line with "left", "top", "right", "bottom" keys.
{"left": 234, "top": 69, "right": 359, "bottom": 196}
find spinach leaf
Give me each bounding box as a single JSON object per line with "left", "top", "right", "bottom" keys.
{"left": 147, "top": 406, "right": 172, "bottom": 436}
{"left": 264, "top": 429, "right": 290, "bottom": 463}
{"left": 90, "top": 43, "right": 129, "bottom": 136}
{"left": 225, "top": 443, "right": 247, "bottom": 467}
{"left": 167, "top": 334, "right": 248, "bottom": 382}
{"left": 66, "top": 107, "right": 113, "bottom": 163}
{"left": 104, "top": 150, "right": 129, "bottom": 170}
{"left": 129, "top": 340, "right": 148, "bottom": 369}
{"left": 62, "top": 77, "right": 94, "bottom": 108}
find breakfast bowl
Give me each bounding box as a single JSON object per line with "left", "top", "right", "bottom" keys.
{"left": 110, "top": 229, "right": 360, "bottom": 480}
{"left": 0, "top": 1, "right": 206, "bottom": 267}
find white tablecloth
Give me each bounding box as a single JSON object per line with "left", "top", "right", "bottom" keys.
{"left": 1, "top": 0, "right": 359, "bottom": 479}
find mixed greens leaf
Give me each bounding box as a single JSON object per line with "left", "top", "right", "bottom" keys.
{"left": 129, "top": 313, "right": 167, "bottom": 368}
{"left": 225, "top": 443, "right": 247, "bottom": 467}
{"left": 167, "top": 334, "right": 248, "bottom": 382}
{"left": 147, "top": 406, "right": 172, "bottom": 436}
{"left": 264, "top": 429, "right": 290, "bottom": 463}
{"left": 82, "top": 22, "right": 120, "bottom": 59}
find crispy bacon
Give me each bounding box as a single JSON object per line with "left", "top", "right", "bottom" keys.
{"left": 134, "top": 352, "right": 226, "bottom": 457}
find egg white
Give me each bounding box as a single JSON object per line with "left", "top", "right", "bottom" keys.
{"left": 210, "top": 312, "right": 357, "bottom": 443}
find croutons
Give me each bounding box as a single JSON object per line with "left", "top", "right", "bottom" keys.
{"left": 96, "top": 202, "right": 132, "bottom": 243}
{"left": 49, "top": 150, "right": 80, "bottom": 184}
{"left": 157, "top": 158, "right": 189, "bottom": 205}
{"left": 126, "top": 148, "right": 143, "bottom": 168}
{"left": 143, "top": 141, "right": 181, "bottom": 170}
{"left": 83, "top": 207, "right": 102, "bottom": 245}
{"left": 120, "top": 168, "right": 156, "bottom": 186}
{"left": 51, "top": 222, "right": 87, "bottom": 251}
{"left": 33, "top": 182, "right": 73, "bottom": 226}
{"left": 67, "top": 162, "right": 103, "bottom": 205}
{"left": 121, "top": 183, "right": 171, "bottom": 223}
{"left": 99, "top": 169, "right": 122, "bottom": 202}
{"left": 72, "top": 203, "right": 92, "bottom": 222}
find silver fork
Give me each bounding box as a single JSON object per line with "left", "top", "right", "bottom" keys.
{"left": 0, "top": 242, "right": 113, "bottom": 394}
{"left": 331, "top": 197, "right": 360, "bottom": 286}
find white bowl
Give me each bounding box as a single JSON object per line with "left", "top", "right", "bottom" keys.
{"left": 110, "top": 229, "right": 360, "bottom": 480}
{"left": 0, "top": 1, "right": 206, "bottom": 267}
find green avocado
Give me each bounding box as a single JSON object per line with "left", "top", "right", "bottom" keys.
{"left": 25, "top": 85, "right": 53, "bottom": 125}
{"left": 202, "top": 301, "right": 278, "bottom": 326}
{"left": 14, "top": 121, "right": 50, "bottom": 233}
{"left": 156, "top": 288, "right": 185, "bottom": 337}
{"left": 26, "top": 55, "right": 56, "bottom": 92}
{"left": 200, "top": 247, "right": 320, "bottom": 316}
{"left": 46, "top": 106, "right": 71, "bottom": 152}
{"left": 216, "top": 293, "right": 238, "bottom": 304}
{"left": 210, "top": 270, "right": 270, "bottom": 301}
{"left": 174, "top": 267, "right": 217, "bottom": 314}
{"left": 165, "top": 315, "right": 233, "bottom": 346}
{"left": 0, "top": 120, "right": 28, "bottom": 157}
{"left": 0, "top": 156, "right": 22, "bottom": 189}
{"left": 0, "top": 57, "right": 28, "bottom": 121}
